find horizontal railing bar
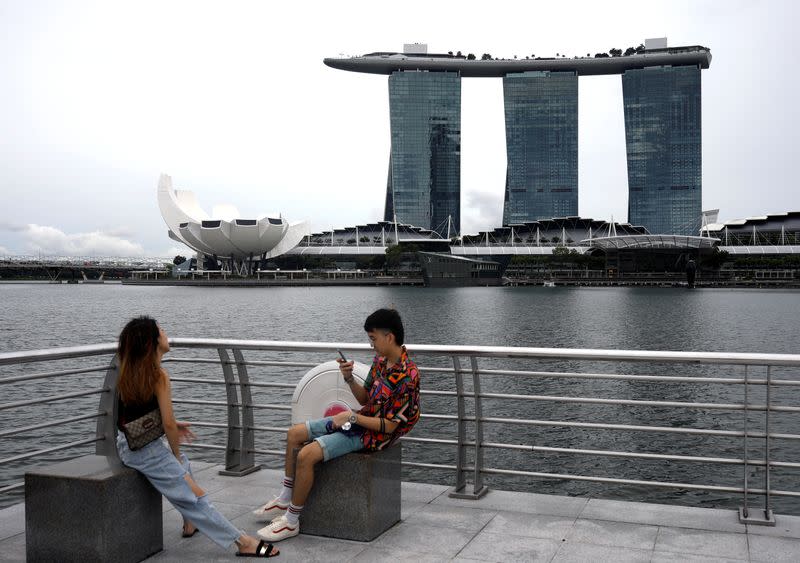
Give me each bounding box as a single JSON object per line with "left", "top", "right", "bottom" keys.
{"left": 415, "top": 366, "right": 456, "bottom": 374}
{"left": 400, "top": 436, "right": 457, "bottom": 445}
{"left": 0, "top": 388, "right": 106, "bottom": 411}
{"left": 170, "top": 377, "right": 299, "bottom": 391}
{"left": 0, "top": 412, "right": 103, "bottom": 438}
{"left": 170, "top": 377, "right": 226, "bottom": 385}
{"left": 419, "top": 390, "right": 457, "bottom": 397}
{"left": 249, "top": 426, "right": 290, "bottom": 433}
{"left": 243, "top": 382, "right": 299, "bottom": 390}
{"left": 182, "top": 443, "right": 227, "bottom": 451}
{"left": 0, "top": 365, "right": 110, "bottom": 385}
{"left": 395, "top": 435, "right": 800, "bottom": 468}
{"left": 475, "top": 391, "right": 800, "bottom": 412}
{"left": 163, "top": 358, "right": 222, "bottom": 365}
{"left": 5, "top": 340, "right": 800, "bottom": 368}
{"left": 250, "top": 448, "right": 288, "bottom": 456}
{"left": 183, "top": 421, "right": 231, "bottom": 429}
{"left": 0, "top": 481, "right": 24, "bottom": 494}
{"left": 172, "top": 400, "right": 292, "bottom": 411}
{"left": 0, "top": 437, "right": 100, "bottom": 465}
{"left": 0, "top": 343, "right": 116, "bottom": 366}
{"left": 166, "top": 339, "right": 800, "bottom": 367}
{"left": 475, "top": 367, "right": 800, "bottom": 387}
{"left": 172, "top": 399, "right": 228, "bottom": 407}
{"left": 233, "top": 360, "right": 318, "bottom": 369}
{"left": 479, "top": 442, "right": 800, "bottom": 468}
{"left": 166, "top": 357, "right": 319, "bottom": 370}
{"left": 480, "top": 416, "right": 800, "bottom": 440}
{"left": 421, "top": 414, "right": 458, "bottom": 421}
{"left": 402, "top": 461, "right": 456, "bottom": 471}
{"left": 250, "top": 404, "right": 292, "bottom": 411}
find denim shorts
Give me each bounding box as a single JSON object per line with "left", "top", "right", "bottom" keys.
{"left": 306, "top": 417, "right": 365, "bottom": 462}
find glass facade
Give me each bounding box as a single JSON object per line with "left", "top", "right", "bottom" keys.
{"left": 622, "top": 65, "right": 702, "bottom": 235}
{"left": 384, "top": 71, "right": 461, "bottom": 237}
{"left": 502, "top": 71, "right": 578, "bottom": 225}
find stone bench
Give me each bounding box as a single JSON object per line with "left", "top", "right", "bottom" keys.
{"left": 301, "top": 444, "right": 401, "bottom": 541}
{"left": 25, "top": 454, "right": 163, "bottom": 563}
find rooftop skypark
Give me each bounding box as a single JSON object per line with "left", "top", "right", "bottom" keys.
{"left": 324, "top": 45, "right": 712, "bottom": 77}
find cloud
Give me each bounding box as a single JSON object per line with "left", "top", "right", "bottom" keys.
{"left": 461, "top": 190, "right": 503, "bottom": 234}
{"left": 159, "top": 244, "right": 194, "bottom": 259}
{"left": 0, "top": 244, "right": 10, "bottom": 255}
{"left": 15, "top": 224, "right": 146, "bottom": 256}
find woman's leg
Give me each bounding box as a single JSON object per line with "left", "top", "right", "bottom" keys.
{"left": 116, "top": 435, "right": 241, "bottom": 550}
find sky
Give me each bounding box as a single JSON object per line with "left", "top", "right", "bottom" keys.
{"left": 0, "top": 0, "right": 797, "bottom": 257}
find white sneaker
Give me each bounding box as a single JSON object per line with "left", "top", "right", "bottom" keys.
{"left": 252, "top": 497, "right": 289, "bottom": 522}
{"left": 257, "top": 515, "right": 299, "bottom": 542}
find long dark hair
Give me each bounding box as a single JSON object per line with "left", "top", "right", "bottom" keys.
{"left": 117, "top": 316, "right": 163, "bottom": 404}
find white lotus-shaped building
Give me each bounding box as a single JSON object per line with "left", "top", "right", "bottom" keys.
{"left": 158, "top": 173, "right": 309, "bottom": 260}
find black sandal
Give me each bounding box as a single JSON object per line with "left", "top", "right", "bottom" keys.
{"left": 236, "top": 539, "right": 279, "bottom": 558}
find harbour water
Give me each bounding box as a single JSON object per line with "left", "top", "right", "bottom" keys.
{"left": 1, "top": 284, "right": 799, "bottom": 513}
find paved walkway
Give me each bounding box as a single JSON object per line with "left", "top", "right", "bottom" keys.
{"left": 2, "top": 462, "right": 800, "bottom": 562}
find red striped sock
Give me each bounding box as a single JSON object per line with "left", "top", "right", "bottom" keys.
{"left": 286, "top": 503, "right": 303, "bottom": 526}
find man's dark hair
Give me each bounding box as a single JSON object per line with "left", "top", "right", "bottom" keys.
{"left": 364, "top": 308, "right": 404, "bottom": 345}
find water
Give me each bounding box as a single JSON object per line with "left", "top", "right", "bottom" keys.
{"left": 1, "top": 284, "right": 799, "bottom": 512}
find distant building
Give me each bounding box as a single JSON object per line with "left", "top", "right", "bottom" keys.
{"left": 326, "top": 41, "right": 711, "bottom": 237}
{"left": 623, "top": 65, "right": 702, "bottom": 235}
{"left": 384, "top": 71, "right": 461, "bottom": 237}
{"left": 701, "top": 212, "right": 800, "bottom": 252}
{"left": 157, "top": 174, "right": 308, "bottom": 264}
{"left": 503, "top": 71, "right": 578, "bottom": 224}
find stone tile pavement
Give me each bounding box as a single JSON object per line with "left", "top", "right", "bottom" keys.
{"left": 2, "top": 462, "right": 799, "bottom": 562}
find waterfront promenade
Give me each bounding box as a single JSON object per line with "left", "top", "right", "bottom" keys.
{"left": 2, "top": 463, "right": 799, "bottom": 561}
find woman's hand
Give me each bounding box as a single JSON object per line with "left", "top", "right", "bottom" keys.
{"left": 176, "top": 421, "right": 196, "bottom": 444}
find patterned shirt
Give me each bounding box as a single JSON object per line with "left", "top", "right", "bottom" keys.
{"left": 358, "top": 346, "right": 421, "bottom": 450}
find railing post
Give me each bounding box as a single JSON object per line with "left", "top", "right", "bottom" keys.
{"left": 95, "top": 354, "right": 121, "bottom": 461}
{"left": 217, "top": 348, "right": 244, "bottom": 476}
{"left": 739, "top": 364, "right": 776, "bottom": 526}
{"left": 449, "top": 355, "right": 488, "bottom": 499}
{"left": 469, "top": 356, "right": 488, "bottom": 497}
{"left": 450, "top": 356, "right": 467, "bottom": 495}
{"left": 231, "top": 348, "right": 260, "bottom": 475}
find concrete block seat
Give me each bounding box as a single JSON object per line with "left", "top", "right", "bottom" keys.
{"left": 25, "top": 454, "right": 162, "bottom": 563}
{"left": 301, "top": 444, "right": 401, "bottom": 542}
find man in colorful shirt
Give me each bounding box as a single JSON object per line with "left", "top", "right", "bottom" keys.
{"left": 253, "top": 308, "right": 420, "bottom": 542}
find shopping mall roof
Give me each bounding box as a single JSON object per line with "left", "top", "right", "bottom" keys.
{"left": 585, "top": 235, "right": 719, "bottom": 250}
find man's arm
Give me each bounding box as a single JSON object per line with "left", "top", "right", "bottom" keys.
{"left": 331, "top": 409, "right": 400, "bottom": 433}
{"left": 337, "top": 359, "right": 368, "bottom": 405}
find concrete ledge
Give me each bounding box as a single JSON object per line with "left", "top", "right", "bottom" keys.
{"left": 25, "top": 454, "right": 162, "bottom": 563}
{"left": 301, "top": 445, "right": 401, "bottom": 541}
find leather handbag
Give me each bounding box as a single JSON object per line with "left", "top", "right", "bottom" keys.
{"left": 121, "top": 408, "right": 165, "bottom": 450}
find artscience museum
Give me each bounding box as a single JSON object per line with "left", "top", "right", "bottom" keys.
{"left": 157, "top": 174, "right": 309, "bottom": 268}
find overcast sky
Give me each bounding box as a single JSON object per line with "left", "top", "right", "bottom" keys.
{"left": 1, "top": 0, "right": 797, "bottom": 257}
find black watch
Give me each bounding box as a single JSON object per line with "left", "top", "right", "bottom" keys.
{"left": 348, "top": 412, "right": 358, "bottom": 425}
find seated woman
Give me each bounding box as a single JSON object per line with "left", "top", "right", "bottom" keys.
{"left": 115, "top": 316, "right": 278, "bottom": 558}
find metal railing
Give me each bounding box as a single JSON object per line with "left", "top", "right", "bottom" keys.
{"left": 1, "top": 339, "right": 799, "bottom": 525}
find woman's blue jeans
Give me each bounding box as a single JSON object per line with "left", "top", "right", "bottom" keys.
{"left": 116, "top": 433, "right": 243, "bottom": 549}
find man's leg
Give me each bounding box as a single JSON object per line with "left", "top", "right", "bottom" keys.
{"left": 253, "top": 423, "right": 310, "bottom": 520}
{"left": 291, "top": 441, "right": 324, "bottom": 506}
{"left": 284, "top": 423, "right": 309, "bottom": 477}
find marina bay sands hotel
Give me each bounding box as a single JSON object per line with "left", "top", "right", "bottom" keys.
{"left": 324, "top": 39, "right": 712, "bottom": 237}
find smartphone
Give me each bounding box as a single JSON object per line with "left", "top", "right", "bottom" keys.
{"left": 337, "top": 349, "right": 348, "bottom": 362}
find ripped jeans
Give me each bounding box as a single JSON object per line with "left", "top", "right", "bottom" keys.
{"left": 116, "top": 433, "right": 243, "bottom": 549}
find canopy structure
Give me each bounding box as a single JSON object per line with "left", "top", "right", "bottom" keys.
{"left": 584, "top": 235, "right": 719, "bottom": 250}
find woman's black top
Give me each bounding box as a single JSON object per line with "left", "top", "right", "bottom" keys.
{"left": 117, "top": 395, "right": 159, "bottom": 430}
